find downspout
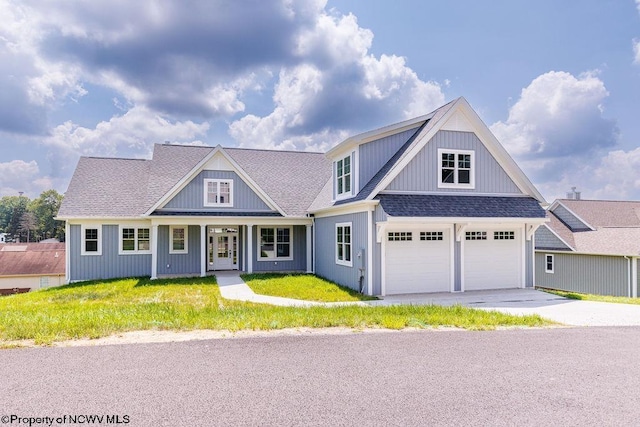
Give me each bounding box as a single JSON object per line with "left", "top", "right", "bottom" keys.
{"left": 624, "top": 256, "right": 631, "bottom": 298}
{"left": 312, "top": 217, "right": 316, "bottom": 274}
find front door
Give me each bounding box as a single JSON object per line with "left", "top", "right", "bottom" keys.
{"left": 208, "top": 227, "right": 238, "bottom": 270}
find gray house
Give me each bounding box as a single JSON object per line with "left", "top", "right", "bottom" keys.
{"left": 58, "top": 97, "right": 547, "bottom": 295}
{"left": 535, "top": 196, "right": 640, "bottom": 297}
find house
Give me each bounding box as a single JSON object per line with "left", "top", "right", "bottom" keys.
{"left": 0, "top": 243, "right": 66, "bottom": 294}
{"left": 57, "top": 97, "right": 547, "bottom": 295}
{"left": 534, "top": 192, "right": 640, "bottom": 297}
{"left": 0, "top": 233, "right": 7, "bottom": 243}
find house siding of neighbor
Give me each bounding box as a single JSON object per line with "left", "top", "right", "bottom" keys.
{"left": 58, "top": 97, "right": 547, "bottom": 295}
{"left": 535, "top": 197, "right": 640, "bottom": 297}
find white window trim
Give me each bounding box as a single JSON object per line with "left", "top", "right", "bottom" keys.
{"left": 203, "top": 178, "right": 234, "bottom": 207}
{"left": 257, "top": 226, "right": 294, "bottom": 261}
{"left": 335, "top": 152, "right": 354, "bottom": 201}
{"left": 169, "top": 225, "right": 189, "bottom": 254}
{"left": 437, "top": 148, "right": 475, "bottom": 189}
{"left": 335, "top": 222, "right": 353, "bottom": 267}
{"left": 545, "top": 254, "right": 554, "bottom": 274}
{"left": 81, "top": 224, "right": 102, "bottom": 256}
{"left": 118, "top": 225, "right": 152, "bottom": 255}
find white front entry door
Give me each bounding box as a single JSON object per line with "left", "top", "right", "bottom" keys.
{"left": 208, "top": 228, "right": 238, "bottom": 271}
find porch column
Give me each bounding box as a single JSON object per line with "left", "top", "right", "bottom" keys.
{"left": 65, "top": 221, "right": 71, "bottom": 283}
{"left": 247, "top": 224, "right": 253, "bottom": 273}
{"left": 306, "top": 224, "right": 312, "bottom": 273}
{"left": 151, "top": 224, "right": 158, "bottom": 280}
{"left": 200, "top": 225, "right": 206, "bottom": 277}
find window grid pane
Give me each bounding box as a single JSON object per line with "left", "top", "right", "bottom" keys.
{"left": 465, "top": 231, "right": 487, "bottom": 241}
{"left": 420, "top": 231, "right": 443, "bottom": 241}
{"left": 172, "top": 227, "right": 185, "bottom": 251}
{"left": 122, "top": 228, "right": 135, "bottom": 251}
{"left": 388, "top": 232, "right": 413, "bottom": 241}
{"left": 494, "top": 231, "right": 515, "bottom": 240}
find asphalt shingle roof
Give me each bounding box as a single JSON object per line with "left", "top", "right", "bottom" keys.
{"left": 0, "top": 243, "right": 65, "bottom": 276}
{"left": 377, "top": 194, "right": 546, "bottom": 218}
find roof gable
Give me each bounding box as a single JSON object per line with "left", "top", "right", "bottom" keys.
{"left": 367, "top": 97, "right": 547, "bottom": 204}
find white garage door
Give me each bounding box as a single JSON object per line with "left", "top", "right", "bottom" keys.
{"left": 385, "top": 229, "right": 451, "bottom": 294}
{"left": 464, "top": 230, "right": 521, "bottom": 291}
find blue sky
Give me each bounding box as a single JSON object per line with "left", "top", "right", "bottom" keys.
{"left": 1, "top": 0, "right": 640, "bottom": 202}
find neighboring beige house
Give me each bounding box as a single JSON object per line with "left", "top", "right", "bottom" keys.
{"left": 0, "top": 243, "right": 65, "bottom": 294}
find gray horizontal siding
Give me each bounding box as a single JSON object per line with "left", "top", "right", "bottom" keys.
{"left": 535, "top": 226, "right": 571, "bottom": 250}
{"left": 163, "top": 170, "right": 272, "bottom": 212}
{"left": 315, "top": 212, "right": 368, "bottom": 292}
{"left": 252, "top": 225, "right": 307, "bottom": 272}
{"left": 359, "top": 127, "right": 420, "bottom": 192}
{"left": 535, "top": 252, "right": 629, "bottom": 297}
{"left": 70, "top": 225, "right": 151, "bottom": 281}
{"left": 552, "top": 205, "right": 590, "bottom": 231}
{"left": 386, "top": 130, "right": 521, "bottom": 194}
{"left": 157, "top": 225, "right": 201, "bottom": 275}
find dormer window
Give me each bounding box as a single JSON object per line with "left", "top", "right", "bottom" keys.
{"left": 204, "top": 179, "right": 233, "bottom": 207}
{"left": 336, "top": 154, "right": 352, "bottom": 198}
{"left": 438, "top": 149, "right": 474, "bottom": 189}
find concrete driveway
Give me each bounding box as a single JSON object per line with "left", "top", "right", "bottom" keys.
{"left": 376, "top": 289, "right": 640, "bottom": 327}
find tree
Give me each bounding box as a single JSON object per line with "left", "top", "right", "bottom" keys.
{"left": 18, "top": 211, "right": 36, "bottom": 243}
{"left": 29, "top": 189, "right": 64, "bottom": 241}
{"left": 0, "top": 195, "right": 28, "bottom": 234}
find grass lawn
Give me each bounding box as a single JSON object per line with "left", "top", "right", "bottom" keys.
{"left": 0, "top": 277, "right": 554, "bottom": 345}
{"left": 543, "top": 288, "right": 640, "bottom": 305}
{"left": 241, "top": 273, "right": 377, "bottom": 302}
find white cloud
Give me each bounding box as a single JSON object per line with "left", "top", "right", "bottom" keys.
{"left": 46, "top": 106, "right": 210, "bottom": 157}
{"left": 634, "top": 39, "right": 640, "bottom": 64}
{"left": 0, "top": 159, "right": 50, "bottom": 197}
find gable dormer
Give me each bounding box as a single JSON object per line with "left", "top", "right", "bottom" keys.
{"left": 333, "top": 150, "right": 356, "bottom": 201}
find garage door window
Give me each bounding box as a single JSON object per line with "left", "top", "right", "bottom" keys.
{"left": 388, "top": 232, "right": 412, "bottom": 241}
{"left": 465, "top": 231, "right": 486, "bottom": 240}
{"left": 420, "top": 232, "right": 443, "bottom": 241}
{"left": 494, "top": 231, "right": 515, "bottom": 240}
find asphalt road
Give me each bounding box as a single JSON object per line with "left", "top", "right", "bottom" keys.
{"left": 2, "top": 327, "right": 640, "bottom": 426}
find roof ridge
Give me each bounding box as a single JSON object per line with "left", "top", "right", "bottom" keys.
{"left": 82, "top": 156, "right": 149, "bottom": 161}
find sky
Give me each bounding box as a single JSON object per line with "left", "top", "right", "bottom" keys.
{"left": 1, "top": 0, "right": 640, "bottom": 202}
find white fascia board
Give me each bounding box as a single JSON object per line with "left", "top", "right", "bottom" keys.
{"left": 552, "top": 201, "right": 595, "bottom": 231}
{"left": 309, "top": 200, "right": 378, "bottom": 218}
{"left": 539, "top": 223, "right": 575, "bottom": 252}
{"left": 385, "top": 216, "right": 548, "bottom": 224}
{"left": 149, "top": 216, "right": 312, "bottom": 226}
{"left": 325, "top": 115, "right": 431, "bottom": 160}
{"left": 143, "top": 146, "right": 286, "bottom": 217}
{"left": 66, "top": 217, "right": 149, "bottom": 225}
{"left": 534, "top": 249, "right": 639, "bottom": 258}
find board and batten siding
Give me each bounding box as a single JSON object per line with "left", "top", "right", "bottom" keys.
{"left": 69, "top": 224, "right": 151, "bottom": 281}
{"left": 358, "top": 126, "right": 420, "bottom": 193}
{"left": 535, "top": 252, "right": 629, "bottom": 297}
{"left": 162, "top": 170, "right": 272, "bottom": 212}
{"left": 252, "top": 225, "right": 306, "bottom": 272}
{"left": 386, "top": 130, "right": 521, "bottom": 194}
{"left": 551, "top": 205, "right": 590, "bottom": 231}
{"left": 525, "top": 239, "right": 534, "bottom": 287}
{"left": 535, "top": 226, "right": 571, "bottom": 250}
{"left": 157, "top": 225, "right": 201, "bottom": 275}
{"left": 315, "top": 212, "right": 368, "bottom": 292}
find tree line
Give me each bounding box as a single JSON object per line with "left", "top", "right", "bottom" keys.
{"left": 0, "top": 190, "right": 64, "bottom": 243}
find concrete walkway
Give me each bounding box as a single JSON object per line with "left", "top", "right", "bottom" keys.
{"left": 216, "top": 272, "right": 640, "bottom": 327}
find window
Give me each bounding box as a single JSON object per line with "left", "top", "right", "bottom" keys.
{"left": 465, "top": 231, "right": 487, "bottom": 240}
{"left": 545, "top": 254, "right": 554, "bottom": 273}
{"left": 438, "top": 149, "right": 474, "bottom": 188}
{"left": 336, "top": 223, "right": 352, "bottom": 266}
{"left": 420, "top": 231, "right": 443, "bottom": 241}
{"left": 336, "top": 154, "right": 352, "bottom": 197}
{"left": 494, "top": 231, "right": 515, "bottom": 240}
{"left": 39, "top": 277, "right": 49, "bottom": 288}
{"left": 388, "top": 232, "right": 412, "bottom": 241}
{"left": 258, "top": 227, "right": 292, "bottom": 260}
{"left": 170, "top": 226, "right": 188, "bottom": 254}
{"left": 204, "top": 179, "right": 233, "bottom": 207}
{"left": 81, "top": 225, "right": 101, "bottom": 256}
{"left": 120, "top": 226, "right": 151, "bottom": 254}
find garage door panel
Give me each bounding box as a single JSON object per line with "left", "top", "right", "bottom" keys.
{"left": 464, "top": 230, "right": 521, "bottom": 291}
{"left": 385, "top": 230, "right": 451, "bottom": 294}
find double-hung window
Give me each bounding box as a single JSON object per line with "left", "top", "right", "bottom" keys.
{"left": 170, "top": 226, "right": 188, "bottom": 254}
{"left": 81, "top": 225, "right": 101, "bottom": 256}
{"left": 438, "top": 149, "right": 474, "bottom": 188}
{"left": 120, "top": 226, "right": 151, "bottom": 254}
{"left": 336, "top": 223, "right": 352, "bottom": 266}
{"left": 545, "top": 254, "right": 554, "bottom": 273}
{"left": 336, "top": 154, "right": 352, "bottom": 198}
{"left": 204, "top": 179, "right": 233, "bottom": 207}
{"left": 258, "top": 227, "right": 292, "bottom": 260}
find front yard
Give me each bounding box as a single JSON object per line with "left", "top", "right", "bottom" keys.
{"left": 0, "top": 276, "right": 553, "bottom": 345}
{"left": 543, "top": 289, "right": 640, "bottom": 305}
